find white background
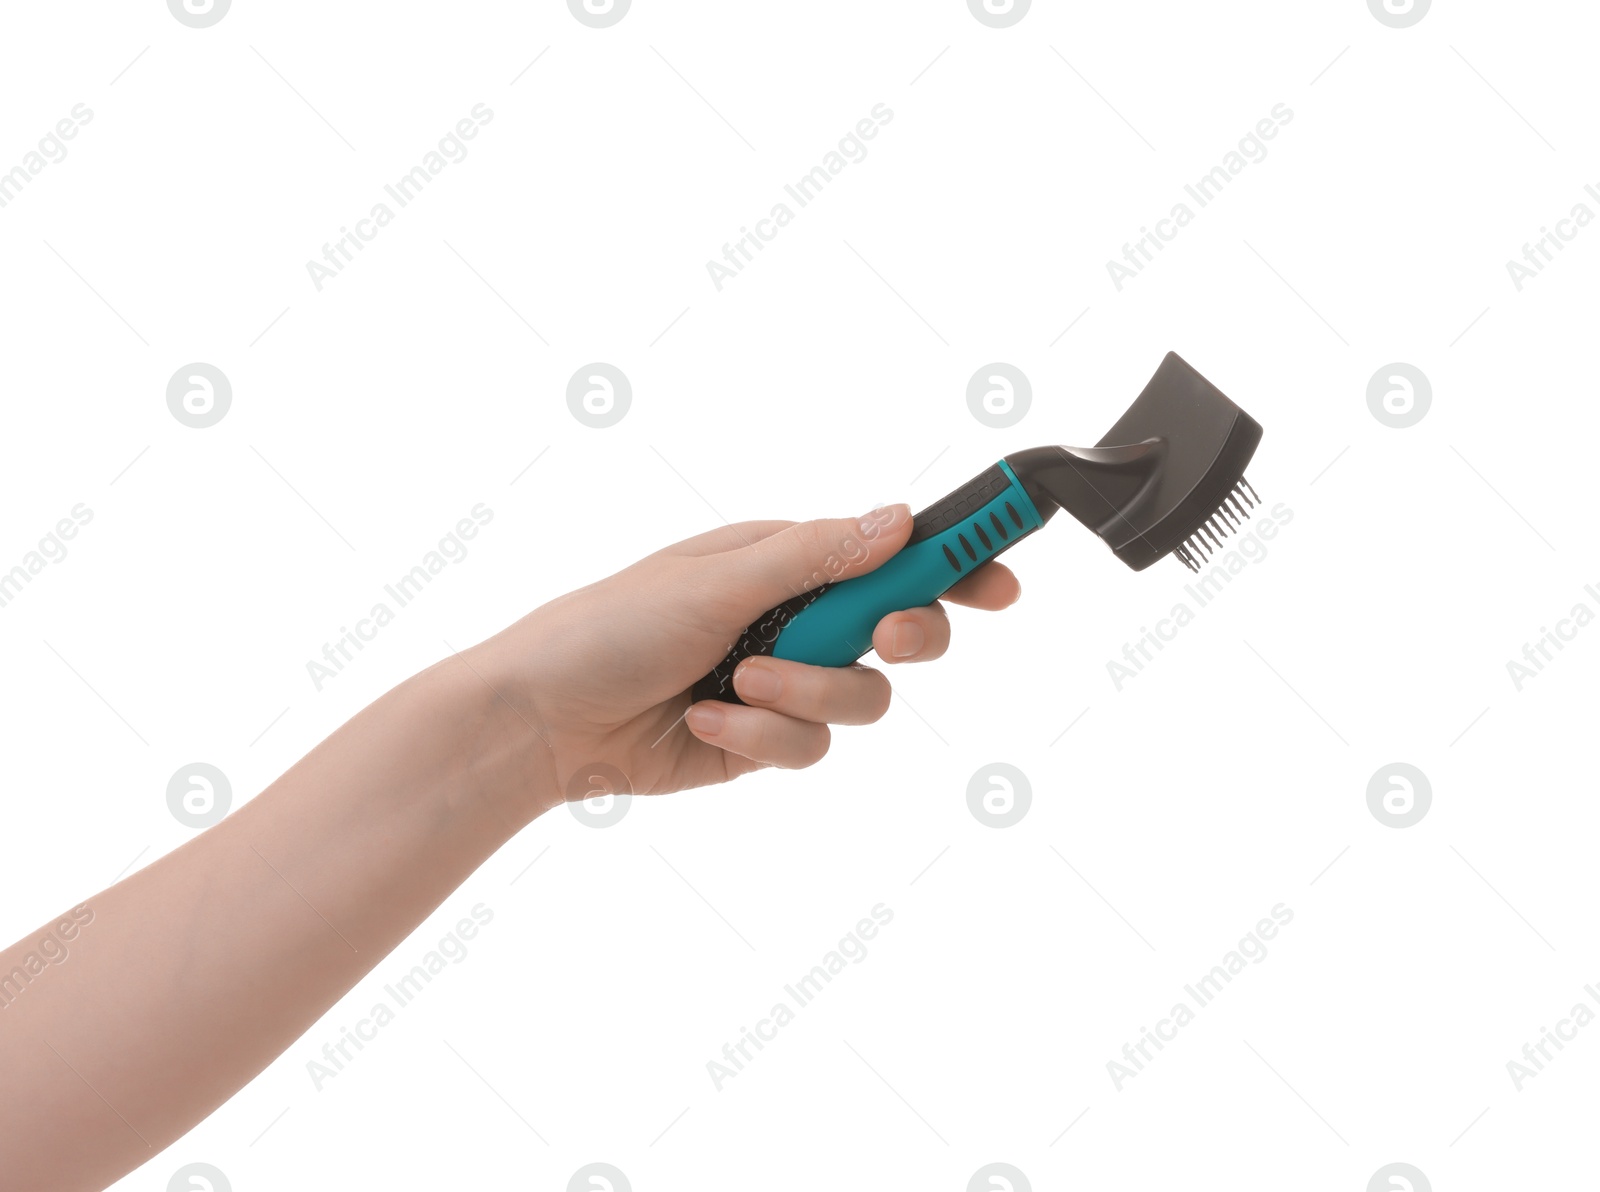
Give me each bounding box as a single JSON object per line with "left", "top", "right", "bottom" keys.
{"left": 2, "top": 1, "right": 1597, "bottom": 1188}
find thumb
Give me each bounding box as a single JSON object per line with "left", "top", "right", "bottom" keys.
{"left": 718, "top": 503, "right": 913, "bottom": 615}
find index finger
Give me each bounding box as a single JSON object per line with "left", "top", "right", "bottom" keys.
{"left": 939, "top": 560, "right": 1021, "bottom": 611}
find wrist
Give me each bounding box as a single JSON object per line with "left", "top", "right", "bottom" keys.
{"left": 421, "top": 644, "right": 562, "bottom": 833}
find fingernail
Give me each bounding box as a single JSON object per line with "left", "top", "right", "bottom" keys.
{"left": 861, "top": 502, "right": 909, "bottom": 536}
{"left": 686, "top": 703, "right": 725, "bottom": 735}
{"left": 735, "top": 661, "right": 782, "bottom": 702}
{"left": 891, "top": 621, "right": 924, "bottom": 659}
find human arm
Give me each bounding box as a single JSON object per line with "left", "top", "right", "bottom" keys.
{"left": 0, "top": 503, "right": 1019, "bottom": 1190}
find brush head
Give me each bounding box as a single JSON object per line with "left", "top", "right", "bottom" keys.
{"left": 1004, "top": 352, "right": 1263, "bottom": 572}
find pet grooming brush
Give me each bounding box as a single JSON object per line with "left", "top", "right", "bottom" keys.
{"left": 693, "top": 351, "right": 1263, "bottom": 703}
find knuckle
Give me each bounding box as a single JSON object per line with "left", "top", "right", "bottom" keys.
{"left": 789, "top": 520, "right": 830, "bottom": 560}
{"left": 760, "top": 716, "right": 794, "bottom": 760}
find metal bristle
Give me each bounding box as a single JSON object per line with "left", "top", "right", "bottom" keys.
{"left": 1173, "top": 476, "right": 1260, "bottom": 573}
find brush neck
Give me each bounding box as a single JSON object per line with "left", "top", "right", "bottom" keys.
{"left": 1004, "top": 441, "right": 1166, "bottom": 537}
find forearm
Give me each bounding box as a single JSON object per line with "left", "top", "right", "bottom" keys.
{"left": 0, "top": 650, "right": 552, "bottom": 1191}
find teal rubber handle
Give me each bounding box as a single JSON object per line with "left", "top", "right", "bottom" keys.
{"left": 692, "top": 459, "right": 1047, "bottom": 702}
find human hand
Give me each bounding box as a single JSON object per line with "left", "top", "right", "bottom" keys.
{"left": 469, "top": 503, "right": 1021, "bottom": 809}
